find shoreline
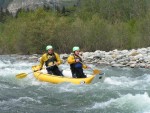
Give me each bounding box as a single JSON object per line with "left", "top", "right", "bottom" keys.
{"left": 60, "top": 47, "right": 150, "bottom": 69}
{"left": 1, "top": 47, "right": 150, "bottom": 69}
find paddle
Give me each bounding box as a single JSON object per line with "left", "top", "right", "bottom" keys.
{"left": 90, "top": 67, "right": 101, "bottom": 75}
{"left": 80, "top": 61, "right": 102, "bottom": 75}
{"left": 16, "top": 71, "right": 35, "bottom": 79}
{"left": 16, "top": 65, "right": 54, "bottom": 79}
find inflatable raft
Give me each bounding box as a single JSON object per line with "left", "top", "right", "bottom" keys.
{"left": 32, "top": 66, "right": 105, "bottom": 84}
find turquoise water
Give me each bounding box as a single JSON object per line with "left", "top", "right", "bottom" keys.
{"left": 0, "top": 55, "right": 150, "bottom": 113}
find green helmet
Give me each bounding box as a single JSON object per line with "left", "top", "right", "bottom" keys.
{"left": 73, "top": 46, "right": 80, "bottom": 51}
{"left": 46, "top": 45, "right": 53, "bottom": 50}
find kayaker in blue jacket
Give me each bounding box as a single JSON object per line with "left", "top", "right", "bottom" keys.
{"left": 67, "top": 46, "right": 88, "bottom": 78}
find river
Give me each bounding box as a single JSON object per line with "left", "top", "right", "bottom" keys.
{"left": 0, "top": 55, "right": 150, "bottom": 113}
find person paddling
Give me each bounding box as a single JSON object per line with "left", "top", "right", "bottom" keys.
{"left": 67, "top": 46, "right": 88, "bottom": 78}
{"left": 38, "top": 45, "right": 63, "bottom": 76}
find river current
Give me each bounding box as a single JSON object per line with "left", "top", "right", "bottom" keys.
{"left": 0, "top": 55, "right": 150, "bottom": 113}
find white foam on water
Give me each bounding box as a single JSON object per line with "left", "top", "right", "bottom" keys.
{"left": 88, "top": 92, "right": 150, "bottom": 112}
{"left": 1, "top": 65, "right": 46, "bottom": 87}
{"left": 103, "top": 75, "right": 149, "bottom": 89}
{"left": 139, "top": 74, "right": 150, "bottom": 82}
{"left": 14, "top": 73, "right": 51, "bottom": 87}
{"left": 0, "top": 84, "right": 10, "bottom": 89}
{"left": 57, "top": 82, "right": 93, "bottom": 93}
{"left": 0, "top": 97, "right": 41, "bottom": 107}
{"left": 104, "top": 77, "right": 122, "bottom": 85}
{"left": 90, "top": 98, "right": 116, "bottom": 109}
{"left": 0, "top": 60, "right": 8, "bottom": 67}
{"left": 58, "top": 83, "right": 87, "bottom": 92}
{"left": 57, "top": 83, "right": 77, "bottom": 92}
{"left": 0, "top": 60, "right": 35, "bottom": 75}
{"left": 0, "top": 59, "right": 37, "bottom": 83}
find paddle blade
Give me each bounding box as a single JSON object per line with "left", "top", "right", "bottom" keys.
{"left": 93, "top": 69, "right": 101, "bottom": 75}
{"left": 16, "top": 73, "right": 27, "bottom": 79}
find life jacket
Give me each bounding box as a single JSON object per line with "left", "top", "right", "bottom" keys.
{"left": 45, "top": 53, "right": 57, "bottom": 67}
{"left": 70, "top": 54, "right": 82, "bottom": 69}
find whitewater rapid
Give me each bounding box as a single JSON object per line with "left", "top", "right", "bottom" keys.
{"left": 0, "top": 55, "right": 150, "bottom": 113}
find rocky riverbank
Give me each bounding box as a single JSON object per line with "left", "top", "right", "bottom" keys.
{"left": 11, "top": 47, "right": 150, "bottom": 69}
{"left": 60, "top": 47, "right": 150, "bottom": 68}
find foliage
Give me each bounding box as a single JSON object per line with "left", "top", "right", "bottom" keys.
{"left": 0, "top": 0, "right": 150, "bottom": 54}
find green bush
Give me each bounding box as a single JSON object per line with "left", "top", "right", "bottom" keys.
{"left": 0, "top": 0, "right": 150, "bottom": 54}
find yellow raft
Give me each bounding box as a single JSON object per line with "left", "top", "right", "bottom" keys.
{"left": 32, "top": 66, "right": 105, "bottom": 84}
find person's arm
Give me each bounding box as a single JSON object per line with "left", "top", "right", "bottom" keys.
{"left": 38, "top": 57, "right": 44, "bottom": 70}
{"left": 55, "top": 53, "right": 62, "bottom": 65}
{"left": 67, "top": 55, "right": 75, "bottom": 64}
{"left": 37, "top": 54, "right": 46, "bottom": 70}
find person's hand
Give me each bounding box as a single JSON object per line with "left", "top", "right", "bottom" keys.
{"left": 54, "top": 62, "right": 59, "bottom": 66}
{"left": 85, "top": 65, "right": 90, "bottom": 69}
{"left": 86, "top": 66, "right": 90, "bottom": 69}
{"left": 34, "top": 68, "right": 41, "bottom": 72}
{"left": 75, "top": 59, "right": 80, "bottom": 62}
{"left": 34, "top": 66, "right": 42, "bottom": 72}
